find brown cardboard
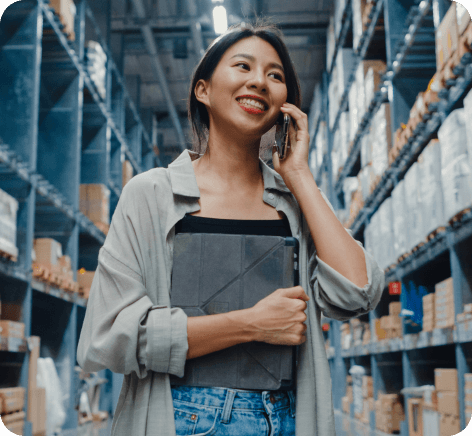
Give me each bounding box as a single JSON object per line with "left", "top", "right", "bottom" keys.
{"left": 77, "top": 270, "right": 95, "bottom": 299}
{"left": 435, "top": 277, "right": 454, "bottom": 295}
{"left": 437, "top": 392, "right": 459, "bottom": 415}
{"left": 375, "top": 318, "right": 386, "bottom": 340}
{"left": 0, "top": 320, "right": 25, "bottom": 338}
{"left": 27, "top": 387, "right": 46, "bottom": 436}
{"left": 122, "top": 160, "right": 133, "bottom": 188}
{"left": 28, "top": 336, "right": 40, "bottom": 391}
{"left": 435, "top": 368, "right": 458, "bottom": 392}
{"left": 346, "top": 385, "right": 353, "bottom": 403}
{"left": 439, "top": 413, "right": 460, "bottom": 436}
{"left": 2, "top": 410, "right": 25, "bottom": 425}
{"left": 33, "top": 238, "right": 62, "bottom": 267}
{"left": 342, "top": 396, "right": 351, "bottom": 414}
{"left": 362, "top": 376, "right": 373, "bottom": 398}
{"left": 5, "top": 419, "right": 24, "bottom": 436}
{"left": 408, "top": 398, "right": 423, "bottom": 436}
{"left": 436, "top": 3, "right": 459, "bottom": 71}
{"left": 49, "top": 0, "right": 76, "bottom": 40}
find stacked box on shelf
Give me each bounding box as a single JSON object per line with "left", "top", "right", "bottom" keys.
{"left": 355, "top": 61, "right": 387, "bottom": 122}
{"left": 435, "top": 3, "right": 459, "bottom": 73}
{"left": 122, "top": 160, "right": 133, "bottom": 189}
{"left": 332, "top": 128, "right": 342, "bottom": 185}
{"left": 80, "top": 183, "right": 111, "bottom": 230}
{"left": 339, "top": 111, "right": 350, "bottom": 165}
{"left": 379, "top": 302, "right": 402, "bottom": 339}
{"left": 342, "top": 375, "right": 354, "bottom": 414}
{"left": 376, "top": 197, "right": 396, "bottom": 270}
{"left": 465, "top": 373, "right": 472, "bottom": 423}
{"left": 351, "top": 318, "right": 369, "bottom": 347}
{"left": 418, "top": 140, "right": 446, "bottom": 240}
{"left": 360, "top": 125, "right": 372, "bottom": 169}
{"left": 0, "top": 387, "right": 26, "bottom": 435}
{"left": 348, "top": 84, "right": 359, "bottom": 143}
{"left": 403, "top": 163, "right": 424, "bottom": 252}
{"left": 0, "top": 188, "right": 19, "bottom": 261}
{"left": 0, "top": 320, "right": 25, "bottom": 338}
{"left": 340, "top": 322, "right": 352, "bottom": 350}
{"left": 361, "top": 376, "right": 374, "bottom": 425}
{"left": 456, "top": 303, "right": 472, "bottom": 328}
{"left": 336, "top": 49, "right": 356, "bottom": 102}
{"left": 391, "top": 180, "right": 409, "bottom": 260}
{"left": 358, "top": 163, "right": 375, "bottom": 204}
{"left": 422, "top": 293, "right": 435, "bottom": 332}
{"left": 352, "top": 0, "right": 366, "bottom": 51}
{"left": 434, "top": 278, "right": 455, "bottom": 329}
{"left": 49, "top": 0, "right": 76, "bottom": 40}
{"left": 375, "top": 393, "right": 405, "bottom": 433}
{"left": 85, "top": 41, "right": 107, "bottom": 100}
{"left": 329, "top": 65, "right": 340, "bottom": 130}
{"left": 464, "top": 89, "right": 472, "bottom": 165}
{"left": 438, "top": 109, "right": 472, "bottom": 222}
{"left": 370, "top": 103, "right": 392, "bottom": 192}
{"left": 77, "top": 268, "right": 95, "bottom": 300}
{"left": 435, "top": 368, "right": 460, "bottom": 435}
{"left": 326, "top": 17, "right": 336, "bottom": 72}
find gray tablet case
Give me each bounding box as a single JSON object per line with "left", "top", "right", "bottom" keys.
{"left": 169, "top": 233, "right": 299, "bottom": 390}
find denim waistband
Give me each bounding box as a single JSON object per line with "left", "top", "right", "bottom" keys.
{"left": 171, "top": 385, "right": 296, "bottom": 414}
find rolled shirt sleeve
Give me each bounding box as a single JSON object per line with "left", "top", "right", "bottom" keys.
{"left": 77, "top": 175, "right": 189, "bottom": 379}
{"left": 306, "top": 189, "right": 385, "bottom": 321}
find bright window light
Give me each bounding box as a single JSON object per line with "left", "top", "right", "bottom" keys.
{"left": 213, "top": 6, "right": 228, "bottom": 35}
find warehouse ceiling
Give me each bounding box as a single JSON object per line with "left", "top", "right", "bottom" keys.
{"left": 109, "top": 0, "right": 332, "bottom": 154}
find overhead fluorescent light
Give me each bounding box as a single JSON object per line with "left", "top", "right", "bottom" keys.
{"left": 213, "top": 5, "right": 228, "bottom": 34}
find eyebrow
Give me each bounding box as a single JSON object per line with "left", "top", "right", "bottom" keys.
{"left": 230, "top": 53, "right": 285, "bottom": 73}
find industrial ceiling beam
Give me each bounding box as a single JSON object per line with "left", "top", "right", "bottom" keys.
{"left": 128, "top": 0, "right": 187, "bottom": 150}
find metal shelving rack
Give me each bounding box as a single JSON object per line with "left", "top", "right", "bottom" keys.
{"left": 0, "top": 0, "right": 156, "bottom": 432}
{"left": 313, "top": 0, "right": 472, "bottom": 435}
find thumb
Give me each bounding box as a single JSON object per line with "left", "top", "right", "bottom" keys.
{"left": 280, "top": 286, "right": 309, "bottom": 301}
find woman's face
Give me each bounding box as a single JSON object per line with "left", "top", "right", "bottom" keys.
{"left": 196, "top": 36, "right": 288, "bottom": 139}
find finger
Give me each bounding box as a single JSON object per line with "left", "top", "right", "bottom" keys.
{"left": 280, "top": 286, "right": 309, "bottom": 300}
{"left": 272, "top": 142, "right": 280, "bottom": 168}
{"left": 280, "top": 105, "right": 308, "bottom": 131}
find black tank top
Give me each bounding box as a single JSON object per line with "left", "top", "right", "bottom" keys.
{"left": 175, "top": 213, "right": 292, "bottom": 237}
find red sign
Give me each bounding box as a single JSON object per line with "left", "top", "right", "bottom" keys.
{"left": 389, "top": 281, "right": 402, "bottom": 295}
{"left": 322, "top": 323, "right": 330, "bottom": 332}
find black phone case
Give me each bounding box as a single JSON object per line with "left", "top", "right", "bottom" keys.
{"left": 169, "top": 233, "right": 299, "bottom": 390}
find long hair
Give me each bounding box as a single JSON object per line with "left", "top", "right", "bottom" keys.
{"left": 188, "top": 22, "right": 301, "bottom": 158}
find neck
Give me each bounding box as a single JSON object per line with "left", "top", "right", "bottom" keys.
{"left": 194, "top": 126, "right": 263, "bottom": 189}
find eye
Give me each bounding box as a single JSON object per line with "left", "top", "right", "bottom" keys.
{"left": 269, "top": 72, "right": 284, "bottom": 82}
{"left": 235, "top": 62, "right": 250, "bottom": 70}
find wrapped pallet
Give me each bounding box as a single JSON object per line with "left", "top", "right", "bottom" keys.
{"left": 359, "top": 164, "right": 375, "bottom": 202}
{"left": 315, "top": 122, "right": 326, "bottom": 168}
{"left": 334, "top": 0, "right": 348, "bottom": 38}
{"left": 391, "top": 180, "right": 409, "bottom": 260}
{"left": 331, "top": 134, "right": 341, "bottom": 185}
{"left": 438, "top": 109, "right": 472, "bottom": 221}
{"left": 352, "top": 0, "right": 367, "bottom": 51}
{"left": 339, "top": 111, "right": 350, "bottom": 165}
{"left": 417, "top": 139, "right": 445, "bottom": 238}
{"left": 360, "top": 128, "right": 372, "bottom": 168}
{"left": 329, "top": 66, "right": 340, "bottom": 130}
{"left": 364, "top": 62, "right": 386, "bottom": 109}
{"left": 404, "top": 163, "right": 424, "bottom": 251}
{"left": 0, "top": 187, "right": 19, "bottom": 260}
{"left": 377, "top": 197, "right": 395, "bottom": 270}
{"left": 336, "top": 48, "right": 356, "bottom": 100}
{"left": 464, "top": 88, "right": 472, "bottom": 160}
{"left": 370, "top": 103, "right": 392, "bottom": 180}
{"left": 349, "top": 85, "right": 359, "bottom": 142}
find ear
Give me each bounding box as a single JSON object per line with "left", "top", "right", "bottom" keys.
{"left": 194, "top": 79, "right": 210, "bottom": 106}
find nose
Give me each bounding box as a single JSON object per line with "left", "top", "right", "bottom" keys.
{"left": 246, "top": 68, "right": 267, "bottom": 92}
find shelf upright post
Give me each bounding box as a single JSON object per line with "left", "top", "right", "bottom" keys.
{"left": 323, "top": 70, "right": 337, "bottom": 209}
{"left": 370, "top": 353, "right": 377, "bottom": 431}
{"left": 402, "top": 347, "right": 412, "bottom": 436}
{"left": 448, "top": 233, "right": 467, "bottom": 431}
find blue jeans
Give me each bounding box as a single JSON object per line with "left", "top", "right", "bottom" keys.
{"left": 171, "top": 385, "right": 296, "bottom": 436}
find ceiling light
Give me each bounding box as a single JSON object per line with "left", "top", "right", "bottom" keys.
{"left": 213, "top": 6, "right": 228, "bottom": 34}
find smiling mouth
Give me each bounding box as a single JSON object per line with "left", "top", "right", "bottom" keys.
{"left": 236, "top": 97, "right": 268, "bottom": 112}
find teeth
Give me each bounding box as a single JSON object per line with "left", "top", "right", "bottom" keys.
{"left": 238, "top": 98, "right": 265, "bottom": 110}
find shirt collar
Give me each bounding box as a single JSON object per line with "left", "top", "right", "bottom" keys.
{"left": 167, "top": 149, "right": 291, "bottom": 197}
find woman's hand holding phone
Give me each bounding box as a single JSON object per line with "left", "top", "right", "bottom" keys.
{"left": 245, "top": 286, "right": 309, "bottom": 346}
{"left": 272, "top": 103, "right": 311, "bottom": 188}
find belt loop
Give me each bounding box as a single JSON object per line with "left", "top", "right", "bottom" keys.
{"left": 220, "top": 389, "right": 236, "bottom": 424}
{"left": 287, "top": 390, "right": 296, "bottom": 418}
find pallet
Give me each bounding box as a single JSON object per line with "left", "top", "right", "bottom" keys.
{"left": 411, "top": 241, "right": 425, "bottom": 253}
{"left": 32, "top": 263, "right": 50, "bottom": 281}
{"left": 449, "top": 207, "right": 471, "bottom": 225}
{"left": 426, "top": 226, "right": 446, "bottom": 242}
{"left": 398, "top": 251, "right": 412, "bottom": 263}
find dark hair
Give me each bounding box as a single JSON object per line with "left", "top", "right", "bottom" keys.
{"left": 188, "top": 22, "right": 301, "bottom": 156}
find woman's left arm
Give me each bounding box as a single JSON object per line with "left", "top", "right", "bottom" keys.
{"left": 273, "top": 103, "right": 383, "bottom": 293}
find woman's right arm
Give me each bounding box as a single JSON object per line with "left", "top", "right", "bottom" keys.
{"left": 186, "top": 286, "right": 309, "bottom": 360}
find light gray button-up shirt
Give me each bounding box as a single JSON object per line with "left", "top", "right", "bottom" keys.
{"left": 77, "top": 149, "right": 384, "bottom": 436}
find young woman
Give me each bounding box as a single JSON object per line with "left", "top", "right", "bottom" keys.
{"left": 77, "top": 23, "right": 384, "bottom": 436}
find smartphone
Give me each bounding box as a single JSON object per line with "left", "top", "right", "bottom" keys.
{"left": 275, "top": 113, "right": 291, "bottom": 160}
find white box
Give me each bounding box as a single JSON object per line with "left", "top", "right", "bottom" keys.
{"left": 370, "top": 103, "right": 391, "bottom": 178}
{"left": 404, "top": 163, "right": 423, "bottom": 251}
{"left": 377, "top": 197, "right": 395, "bottom": 269}
{"left": 391, "top": 180, "right": 409, "bottom": 259}
{"left": 349, "top": 85, "right": 359, "bottom": 142}
{"left": 418, "top": 139, "right": 445, "bottom": 237}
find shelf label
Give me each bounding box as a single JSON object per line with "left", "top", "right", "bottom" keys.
{"left": 389, "top": 281, "right": 402, "bottom": 295}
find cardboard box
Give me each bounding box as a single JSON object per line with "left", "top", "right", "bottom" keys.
{"left": 389, "top": 302, "right": 401, "bottom": 316}
{"left": 122, "top": 160, "right": 133, "bottom": 188}
{"left": 0, "top": 387, "right": 25, "bottom": 414}
{"left": 408, "top": 398, "right": 423, "bottom": 436}
{"left": 28, "top": 336, "right": 40, "bottom": 391}
{"left": 436, "top": 3, "right": 459, "bottom": 72}
{"left": 362, "top": 376, "right": 373, "bottom": 398}
{"left": 2, "top": 410, "right": 25, "bottom": 425}
{"left": 80, "top": 184, "right": 110, "bottom": 225}
{"left": 77, "top": 269, "right": 95, "bottom": 299}
{"left": 0, "top": 320, "right": 25, "bottom": 339}
{"left": 439, "top": 413, "right": 460, "bottom": 436}
{"left": 342, "top": 396, "right": 351, "bottom": 414}
{"left": 49, "top": 0, "right": 76, "bottom": 40}
{"left": 33, "top": 238, "right": 62, "bottom": 267}
{"left": 435, "top": 277, "right": 454, "bottom": 295}
{"left": 375, "top": 318, "right": 387, "bottom": 340}
{"left": 435, "top": 368, "right": 458, "bottom": 392}
{"left": 5, "top": 419, "right": 24, "bottom": 436}
{"left": 437, "top": 391, "right": 459, "bottom": 415}
{"left": 27, "top": 387, "right": 46, "bottom": 436}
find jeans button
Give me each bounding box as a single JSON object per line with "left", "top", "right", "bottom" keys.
{"left": 191, "top": 414, "right": 197, "bottom": 420}
{"left": 269, "top": 395, "right": 276, "bottom": 404}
